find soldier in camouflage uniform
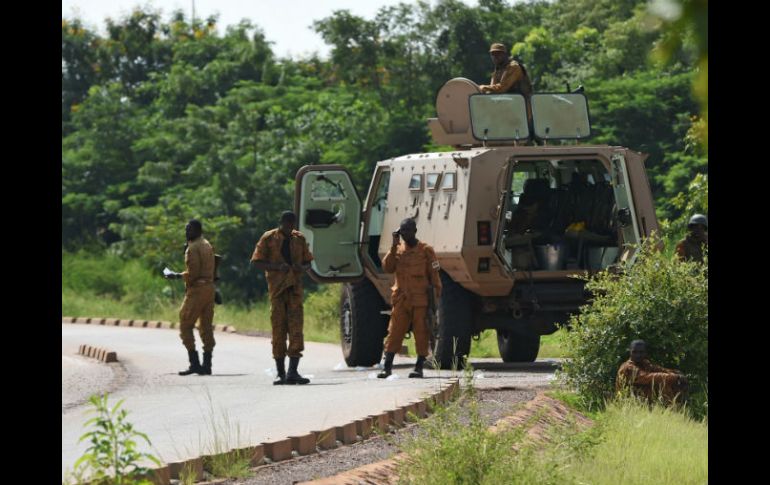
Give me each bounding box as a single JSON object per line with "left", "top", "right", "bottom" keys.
{"left": 252, "top": 211, "right": 314, "bottom": 385}
{"left": 165, "top": 219, "right": 217, "bottom": 376}
{"left": 676, "top": 214, "right": 708, "bottom": 263}
{"left": 479, "top": 43, "right": 533, "bottom": 97}
{"left": 616, "top": 340, "right": 688, "bottom": 405}
{"left": 378, "top": 218, "right": 442, "bottom": 379}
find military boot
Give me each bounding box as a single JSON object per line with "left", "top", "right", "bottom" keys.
{"left": 408, "top": 356, "right": 426, "bottom": 378}
{"left": 179, "top": 350, "right": 202, "bottom": 376}
{"left": 286, "top": 357, "right": 310, "bottom": 385}
{"left": 378, "top": 352, "right": 395, "bottom": 379}
{"left": 200, "top": 351, "right": 213, "bottom": 375}
{"left": 273, "top": 358, "right": 287, "bottom": 385}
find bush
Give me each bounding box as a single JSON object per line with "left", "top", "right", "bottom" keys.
{"left": 68, "top": 394, "right": 160, "bottom": 485}
{"left": 62, "top": 251, "right": 168, "bottom": 305}
{"left": 559, "top": 236, "right": 708, "bottom": 416}
{"left": 303, "top": 283, "right": 341, "bottom": 333}
{"left": 659, "top": 172, "right": 708, "bottom": 253}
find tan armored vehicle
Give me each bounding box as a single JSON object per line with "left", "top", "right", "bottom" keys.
{"left": 294, "top": 78, "right": 659, "bottom": 368}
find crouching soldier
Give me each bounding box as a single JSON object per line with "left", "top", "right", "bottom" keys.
{"left": 616, "top": 340, "right": 689, "bottom": 405}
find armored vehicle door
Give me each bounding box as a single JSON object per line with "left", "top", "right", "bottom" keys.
{"left": 295, "top": 165, "right": 364, "bottom": 282}
{"left": 609, "top": 151, "right": 642, "bottom": 263}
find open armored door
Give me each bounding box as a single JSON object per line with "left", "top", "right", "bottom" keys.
{"left": 609, "top": 152, "right": 642, "bottom": 264}
{"left": 295, "top": 165, "right": 364, "bottom": 283}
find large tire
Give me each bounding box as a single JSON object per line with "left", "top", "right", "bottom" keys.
{"left": 433, "top": 271, "right": 473, "bottom": 370}
{"left": 340, "top": 280, "right": 389, "bottom": 367}
{"left": 496, "top": 327, "right": 540, "bottom": 362}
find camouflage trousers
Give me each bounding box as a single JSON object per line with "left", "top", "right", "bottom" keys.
{"left": 384, "top": 300, "right": 429, "bottom": 357}
{"left": 270, "top": 289, "right": 304, "bottom": 359}
{"left": 179, "top": 284, "right": 216, "bottom": 352}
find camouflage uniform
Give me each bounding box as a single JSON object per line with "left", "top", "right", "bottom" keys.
{"left": 616, "top": 358, "right": 688, "bottom": 404}
{"left": 485, "top": 60, "right": 532, "bottom": 96}
{"left": 675, "top": 233, "right": 708, "bottom": 263}
{"left": 179, "top": 237, "right": 216, "bottom": 352}
{"left": 382, "top": 241, "right": 442, "bottom": 357}
{"left": 252, "top": 228, "right": 314, "bottom": 359}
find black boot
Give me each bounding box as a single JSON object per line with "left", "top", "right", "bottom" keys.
{"left": 286, "top": 357, "right": 310, "bottom": 385}
{"left": 179, "top": 350, "right": 202, "bottom": 376}
{"left": 200, "top": 351, "right": 212, "bottom": 375}
{"left": 273, "top": 358, "right": 286, "bottom": 385}
{"left": 378, "top": 352, "right": 395, "bottom": 379}
{"left": 409, "top": 356, "right": 426, "bottom": 378}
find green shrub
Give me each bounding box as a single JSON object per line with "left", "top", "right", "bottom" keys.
{"left": 399, "top": 398, "right": 529, "bottom": 485}
{"left": 559, "top": 236, "right": 708, "bottom": 416}
{"left": 69, "top": 393, "right": 160, "bottom": 485}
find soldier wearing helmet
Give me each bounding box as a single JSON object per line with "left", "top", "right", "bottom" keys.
{"left": 378, "top": 218, "right": 442, "bottom": 379}
{"left": 478, "top": 43, "right": 533, "bottom": 97}
{"left": 675, "top": 214, "right": 708, "bottom": 263}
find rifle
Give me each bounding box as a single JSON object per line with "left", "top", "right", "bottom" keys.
{"left": 426, "top": 284, "right": 439, "bottom": 342}
{"left": 214, "top": 254, "right": 223, "bottom": 305}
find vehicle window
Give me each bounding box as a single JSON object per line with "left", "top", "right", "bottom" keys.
{"left": 310, "top": 175, "right": 347, "bottom": 201}
{"left": 442, "top": 172, "right": 457, "bottom": 190}
{"left": 409, "top": 174, "right": 423, "bottom": 191}
{"left": 426, "top": 173, "right": 441, "bottom": 190}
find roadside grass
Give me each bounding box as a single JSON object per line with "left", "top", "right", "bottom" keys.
{"left": 64, "top": 283, "right": 569, "bottom": 360}
{"left": 568, "top": 397, "right": 708, "bottom": 485}
{"left": 400, "top": 386, "right": 707, "bottom": 484}
{"left": 399, "top": 327, "right": 568, "bottom": 360}
{"left": 62, "top": 248, "right": 570, "bottom": 358}
{"left": 62, "top": 283, "right": 345, "bottom": 345}
{"left": 199, "top": 391, "right": 252, "bottom": 480}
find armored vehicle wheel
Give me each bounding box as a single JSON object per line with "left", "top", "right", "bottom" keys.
{"left": 497, "top": 327, "right": 540, "bottom": 362}
{"left": 340, "top": 280, "right": 389, "bottom": 367}
{"left": 433, "top": 271, "right": 473, "bottom": 370}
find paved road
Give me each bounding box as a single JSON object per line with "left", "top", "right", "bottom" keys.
{"left": 61, "top": 324, "right": 557, "bottom": 478}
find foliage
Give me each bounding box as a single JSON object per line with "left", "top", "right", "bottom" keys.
{"left": 70, "top": 393, "right": 160, "bottom": 485}
{"left": 659, "top": 172, "right": 708, "bottom": 248}
{"left": 559, "top": 236, "right": 708, "bottom": 416}
{"left": 63, "top": 0, "right": 707, "bottom": 305}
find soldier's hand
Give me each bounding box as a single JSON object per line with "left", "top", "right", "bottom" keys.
{"left": 392, "top": 231, "right": 401, "bottom": 247}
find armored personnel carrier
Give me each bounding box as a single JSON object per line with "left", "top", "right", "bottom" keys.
{"left": 294, "top": 78, "right": 658, "bottom": 368}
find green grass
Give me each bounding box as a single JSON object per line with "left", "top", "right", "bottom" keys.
{"left": 64, "top": 280, "right": 569, "bottom": 359}
{"left": 568, "top": 398, "right": 708, "bottom": 485}
{"left": 400, "top": 327, "right": 568, "bottom": 359}
{"left": 62, "top": 284, "right": 344, "bottom": 345}
{"left": 400, "top": 390, "right": 708, "bottom": 484}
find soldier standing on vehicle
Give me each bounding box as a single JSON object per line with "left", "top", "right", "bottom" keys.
{"left": 616, "top": 340, "right": 688, "bottom": 405}
{"left": 675, "top": 214, "right": 708, "bottom": 263}
{"left": 164, "top": 219, "right": 217, "bottom": 376}
{"left": 251, "top": 211, "right": 314, "bottom": 385}
{"left": 478, "top": 43, "right": 533, "bottom": 97}
{"left": 378, "top": 218, "right": 442, "bottom": 379}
